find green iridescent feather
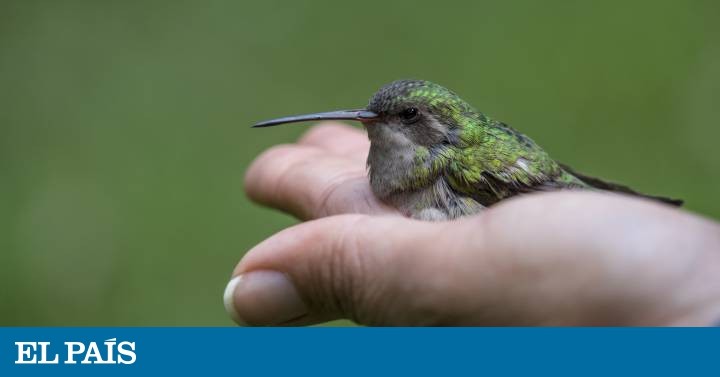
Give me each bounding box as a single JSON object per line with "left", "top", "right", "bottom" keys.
{"left": 372, "top": 80, "right": 679, "bottom": 207}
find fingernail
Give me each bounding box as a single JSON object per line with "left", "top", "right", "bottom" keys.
{"left": 223, "top": 276, "right": 247, "bottom": 325}
{"left": 223, "top": 270, "right": 307, "bottom": 326}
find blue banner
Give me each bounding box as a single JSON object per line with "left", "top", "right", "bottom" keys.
{"left": 0, "top": 328, "right": 717, "bottom": 376}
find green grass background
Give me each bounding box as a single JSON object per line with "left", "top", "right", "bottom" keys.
{"left": 1, "top": 0, "right": 718, "bottom": 325}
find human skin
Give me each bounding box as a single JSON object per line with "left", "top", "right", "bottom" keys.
{"left": 224, "top": 122, "right": 720, "bottom": 326}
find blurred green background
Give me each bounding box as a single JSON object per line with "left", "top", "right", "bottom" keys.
{"left": 1, "top": 0, "right": 718, "bottom": 325}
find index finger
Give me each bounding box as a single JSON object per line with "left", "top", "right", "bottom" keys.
{"left": 244, "top": 143, "right": 396, "bottom": 220}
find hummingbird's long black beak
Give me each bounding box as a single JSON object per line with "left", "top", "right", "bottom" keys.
{"left": 253, "top": 109, "right": 378, "bottom": 128}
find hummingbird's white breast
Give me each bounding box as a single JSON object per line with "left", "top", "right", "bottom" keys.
{"left": 365, "top": 121, "right": 484, "bottom": 221}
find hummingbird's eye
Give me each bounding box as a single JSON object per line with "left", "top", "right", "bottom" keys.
{"left": 400, "top": 107, "right": 419, "bottom": 124}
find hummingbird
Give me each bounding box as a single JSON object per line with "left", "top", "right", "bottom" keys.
{"left": 254, "top": 80, "right": 682, "bottom": 221}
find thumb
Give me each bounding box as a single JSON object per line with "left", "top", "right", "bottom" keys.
{"left": 224, "top": 193, "right": 720, "bottom": 326}
{"left": 223, "top": 214, "right": 470, "bottom": 326}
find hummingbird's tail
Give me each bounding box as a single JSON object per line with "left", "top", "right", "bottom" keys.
{"left": 558, "top": 163, "right": 683, "bottom": 206}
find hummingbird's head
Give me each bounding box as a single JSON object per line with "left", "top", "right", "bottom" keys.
{"left": 254, "top": 79, "right": 478, "bottom": 147}
{"left": 363, "top": 80, "right": 475, "bottom": 146}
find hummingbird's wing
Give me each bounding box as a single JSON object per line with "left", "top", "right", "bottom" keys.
{"left": 444, "top": 122, "right": 583, "bottom": 206}
{"left": 443, "top": 121, "right": 683, "bottom": 206}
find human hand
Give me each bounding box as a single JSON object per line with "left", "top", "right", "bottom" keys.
{"left": 225, "top": 123, "right": 720, "bottom": 326}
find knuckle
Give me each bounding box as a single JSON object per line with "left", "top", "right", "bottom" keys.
{"left": 290, "top": 217, "right": 460, "bottom": 326}
{"left": 329, "top": 218, "right": 371, "bottom": 321}
{"left": 311, "top": 169, "right": 367, "bottom": 218}
{"left": 330, "top": 217, "right": 396, "bottom": 325}
{"left": 312, "top": 174, "right": 350, "bottom": 218}
{"left": 302, "top": 216, "right": 385, "bottom": 323}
